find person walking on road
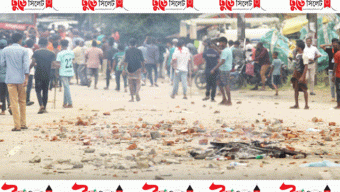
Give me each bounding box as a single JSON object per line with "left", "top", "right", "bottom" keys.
{"left": 73, "top": 40, "right": 88, "bottom": 86}
{"left": 332, "top": 40, "right": 340, "bottom": 109}
{"left": 123, "top": 38, "right": 145, "bottom": 102}
{"left": 31, "top": 38, "right": 56, "bottom": 114}
{"left": 304, "top": 37, "right": 321, "bottom": 96}
{"left": 253, "top": 42, "right": 271, "bottom": 91}
{"left": 56, "top": 40, "right": 75, "bottom": 108}
{"left": 211, "top": 37, "right": 233, "bottom": 105}
{"left": 144, "top": 37, "right": 159, "bottom": 87}
{"left": 290, "top": 40, "right": 309, "bottom": 110}
{"left": 25, "top": 39, "right": 35, "bottom": 107}
{"left": 320, "top": 38, "right": 338, "bottom": 101}
{"left": 0, "top": 33, "right": 30, "bottom": 131}
{"left": 113, "top": 44, "right": 127, "bottom": 92}
{"left": 0, "top": 39, "right": 10, "bottom": 115}
{"left": 170, "top": 39, "right": 193, "bottom": 100}
{"left": 202, "top": 39, "right": 219, "bottom": 102}
{"left": 85, "top": 40, "right": 103, "bottom": 89}
{"left": 104, "top": 38, "right": 117, "bottom": 90}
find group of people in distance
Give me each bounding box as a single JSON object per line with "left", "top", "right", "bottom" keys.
{"left": 1, "top": 28, "right": 340, "bottom": 132}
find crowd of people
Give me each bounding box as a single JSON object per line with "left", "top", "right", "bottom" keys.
{"left": 0, "top": 25, "right": 340, "bottom": 131}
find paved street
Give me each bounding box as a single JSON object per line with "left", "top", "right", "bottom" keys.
{"left": 0, "top": 76, "right": 340, "bottom": 180}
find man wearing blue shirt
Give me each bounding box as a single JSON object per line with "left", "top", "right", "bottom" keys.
{"left": 211, "top": 37, "right": 233, "bottom": 106}
{"left": 0, "top": 33, "right": 30, "bottom": 131}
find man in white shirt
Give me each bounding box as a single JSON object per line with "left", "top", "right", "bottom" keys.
{"left": 304, "top": 37, "right": 321, "bottom": 95}
{"left": 170, "top": 39, "right": 193, "bottom": 99}
{"left": 25, "top": 39, "right": 35, "bottom": 106}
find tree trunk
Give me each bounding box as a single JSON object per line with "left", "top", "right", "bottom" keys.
{"left": 237, "top": 14, "right": 246, "bottom": 42}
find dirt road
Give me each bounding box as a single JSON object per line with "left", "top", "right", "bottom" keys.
{"left": 0, "top": 77, "right": 339, "bottom": 180}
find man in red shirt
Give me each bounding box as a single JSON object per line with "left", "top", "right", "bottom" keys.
{"left": 332, "top": 40, "right": 340, "bottom": 109}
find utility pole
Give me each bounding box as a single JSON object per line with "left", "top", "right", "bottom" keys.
{"left": 237, "top": 13, "right": 246, "bottom": 42}
{"left": 307, "top": 13, "right": 318, "bottom": 85}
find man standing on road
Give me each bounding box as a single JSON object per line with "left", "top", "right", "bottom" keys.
{"left": 31, "top": 38, "right": 56, "bottom": 114}
{"left": 123, "top": 38, "right": 145, "bottom": 102}
{"left": 57, "top": 40, "right": 75, "bottom": 108}
{"left": 0, "top": 33, "right": 30, "bottom": 131}
{"left": 202, "top": 39, "right": 219, "bottom": 102}
{"left": 85, "top": 40, "right": 103, "bottom": 89}
{"left": 211, "top": 37, "right": 233, "bottom": 106}
{"left": 0, "top": 39, "right": 10, "bottom": 115}
{"left": 113, "top": 44, "right": 127, "bottom": 92}
{"left": 144, "top": 37, "right": 159, "bottom": 87}
{"left": 168, "top": 39, "right": 178, "bottom": 84}
{"left": 253, "top": 42, "right": 271, "bottom": 91}
{"left": 332, "top": 40, "right": 340, "bottom": 109}
{"left": 321, "top": 38, "right": 338, "bottom": 101}
{"left": 291, "top": 40, "right": 309, "bottom": 110}
{"left": 232, "top": 41, "right": 245, "bottom": 69}
{"left": 170, "top": 39, "right": 193, "bottom": 100}
{"left": 304, "top": 37, "right": 321, "bottom": 96}
{"left": 138, "top": 43, "right": 148, "bottom": 86}
{"left": 73, "top": 40, "right": 88, "bottom": 86}
{"left": 104, "top": 38, "right": 117, "bottom": 90}
{"left": 25, "top": 39, "right": 35, "bottom": 107}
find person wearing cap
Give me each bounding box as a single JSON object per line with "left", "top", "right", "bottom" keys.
{"left": 0, "top": 39, "right": 10, "bottom": 115}
{"left": 0, "top": 33, "right": 30, "bottom": 131}
{"left": 211, "top": 37, "right": 233, "bottom": 106}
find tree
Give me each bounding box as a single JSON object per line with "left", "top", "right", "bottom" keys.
{"left": 101, "top": 14, "right": 199, "bottom": 44}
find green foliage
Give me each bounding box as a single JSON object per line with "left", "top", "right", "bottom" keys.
{"left": 101, "top": 14, "right": 198, "bottom": 44}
